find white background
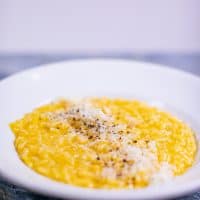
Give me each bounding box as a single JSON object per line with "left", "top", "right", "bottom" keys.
{"left": 0, "top": 0, "right": 199, "bottom": 53}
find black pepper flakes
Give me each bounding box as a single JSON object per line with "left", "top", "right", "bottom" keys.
{"left": 117, "top": 173, "right": 122, "bottom": 177}
{"left": 96, "top": 156, "right": 100, "bottom": 160}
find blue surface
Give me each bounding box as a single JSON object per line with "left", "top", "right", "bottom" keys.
{"left": 0, "top": 54, "right": 200, "bottom": 200}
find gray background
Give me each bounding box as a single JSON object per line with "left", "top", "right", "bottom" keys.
{"left": 0, "top": 0, "right": 200, "bottom": 53}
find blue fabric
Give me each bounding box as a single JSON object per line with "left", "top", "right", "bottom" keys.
{"left": 0, "top": 54, "right": 200, "bottom": 200}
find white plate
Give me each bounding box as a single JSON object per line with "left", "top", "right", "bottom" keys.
{"left": 0, "top": 59, "right": 200, "bottom": 200}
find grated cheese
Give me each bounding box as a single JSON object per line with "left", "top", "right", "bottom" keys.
{"left": 46, "top": 101, "right": 175, "bottom": 185}
{"left": 150, "top": 162, "right": 174, "bottom": 185}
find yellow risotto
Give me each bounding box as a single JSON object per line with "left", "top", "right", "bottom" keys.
{"left": 10, "top": 98, "right": 197, "bottom": 189}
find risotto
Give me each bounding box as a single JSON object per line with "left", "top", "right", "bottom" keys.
{"left": 10, "top": 98, "right": 197, "bottom": 189}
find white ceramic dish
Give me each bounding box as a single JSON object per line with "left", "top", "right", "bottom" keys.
{"left": 0, "top": 59, "right": 200, "bottom": 200}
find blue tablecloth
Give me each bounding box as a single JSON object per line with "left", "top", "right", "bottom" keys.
{"left": 0, "top": 54, "right": 200, "bottom": 200}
